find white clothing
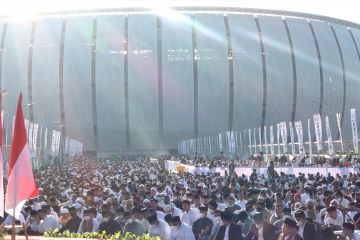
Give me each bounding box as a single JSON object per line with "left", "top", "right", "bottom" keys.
{"left": 324, "top": 215, "right": 343, "bottom": 227}
{"left": 77, "top": 218, "right": 99, "bottom": 233}
{"left": 169, "top": 222, "right": 195, "bottom": 240}
{"left": 224, "top": 224, "right": 230, "bottom": 240}
{"left": 235, "top": 199, "right": 248, "bottom": 210}
{"left": 180, "top": 209, "right": 198, "bottom": 227}
{"left": 149, "top": 219, "right": 170, "bottom": 240}
{"left": 38, "top": 215, "right": 61, "bottom": 233}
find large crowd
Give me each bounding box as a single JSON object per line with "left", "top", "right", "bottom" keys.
{"left": 2, "top": 156, "right": 360, "bottom": 240}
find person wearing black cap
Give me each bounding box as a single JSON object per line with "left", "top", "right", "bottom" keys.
{"left": 247, "top": 212, "right": 277, "bottom": 240}
{"left": 278, "top": 218, "right": 303, "bottom": 240}
{"left": 169, "top": 216, "right": 195, "bottom": 240}
{"left": 98, "top": 210, "right": 122, "bottom": 235}
{"left": 294, "top": 210, "right": 318, "bottom": 240}
{"left": 60, "top": 206, "right": 82, "bottom": 233}
{"left": 192, "top": 205, "right": 213, "bottom": 240}
{"left": 236, "top": 210, "right": 252, "bottom": 238}
{"left": 214, "top": 210, "right": 243, "bottom": 240}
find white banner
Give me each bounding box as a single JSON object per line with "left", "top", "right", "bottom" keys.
{"left": 253, "top": 128, "right": 257, "bottom": 154}
{"left": 44, "top": 128, "right": 48, "bottom": 149}
{"left": 264, "top": 126, "right": 268, "bottom": 154}
{"left": 270, "top": 126, "right": 275, "bottom": 154}
{"left": 258, "top": 127, "right": 262, "bottom": 152}
{"left": 280, "top": 122, "right": 288, "bottom": 153}
{"left": 307, "top": 119, "right": 313, "bottom": 160}
{"left": 248, "top": 129, "right": 252, "bottom": 154}
{"left": 51, "top": 130, "right": 56, "bottom": 156}
{"left": 32, "top": 123, "right": 39, "bottom": 156}
{"left": 219, "top": 133, "right": 223, "bottom": 152}
{"left": 28, "top": 123, "right": 34, "bottom": 153}
{"left": 336, "top": 113, "right": 344, "bottom": 152}
{"left": 325, "top": 116, "right": 334, "bottom": 155}
{"left": 313, "top": 114, "right": 323, "bottom": 152}
{"left": 289, "top": 122, "right": 295, "bottom": 155}
{"left": 351, "top": 109, "right": 359, "bottom": 154}
{"left": 294, "top": 121, "right": 304, "bottom": 154}
{"left": 276, "top": 124, "right": 281, "bottom": 154}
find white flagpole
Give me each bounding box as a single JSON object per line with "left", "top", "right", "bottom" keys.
{"left": 307, "top": 119, "right": 313, "bottom": 163}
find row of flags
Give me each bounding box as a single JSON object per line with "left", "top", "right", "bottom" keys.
{"left": 179, "top": 109, "right": 359, "bottom": 156}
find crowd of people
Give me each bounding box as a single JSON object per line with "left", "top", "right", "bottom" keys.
{"left": 2, "top": 155, "right": 360, "bottom": 239}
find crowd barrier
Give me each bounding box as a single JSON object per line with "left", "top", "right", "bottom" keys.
{"left": 165, "top": 160, "right": 357, "bottom": 177}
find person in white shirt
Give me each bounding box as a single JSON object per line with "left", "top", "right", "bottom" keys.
{"left": 180, "top": 200, "right": 198, "bottom": 227}
{"left": 235, "top": 192, "right": 248, "bottom": 210}
{"left": 78, "top": 209, "right": 99, "bottom": 233}
{"left": 335, "top": 190, "right": 350, "bottom": 208}
{"left": 169, "top": 216, "right": 195, "bottom": 240}
{"left": 148, "top": 214, "right": 171, "bottom": 240}
{"left": 324, "top": 206, "right": 343, "bottom": 227}
{"left": 37, "top": 209, "right": 61, "bottom": 234}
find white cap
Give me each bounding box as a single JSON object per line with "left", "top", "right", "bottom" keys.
{"left": 73, "top": 203, "right": 81, "bottom": 209}
{"left": 60, "top": 208, "right": 69, "bottom": 214}
{"left": 330, "top": 199, "right": 339, "bottom": 206}
{"left": 94, "top": 197, "right": 100, "bottom": 203}
{"left": 164, "top": 205, "right": 173, "bottom": 213}
{"left": 143, "top": 199, "right": 150, "bottom": 204}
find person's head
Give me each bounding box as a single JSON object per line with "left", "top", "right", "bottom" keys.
{"left": 208, "top": 200, "right": 218, "bottom": 212}
{"left": 227, "top": 196, "right": 235, "bottom": 207}
{"left": 69, "top": 207, "right": 77, "bottom": 218}
{"left": 294, "top": 210, "right": 306, "bottom": 226}
{"left": 88, "top": 207, "right": 97, "bottom": 218}
{"left": 38, "top": 209, "right": 47, "bottom": 220}
{"left": 199, "top": 205, "right": 208, "bottom": 218}
{"left": 330, "top": 199, "right": 339, "bottom": 208}
{"left": 237, "top": 211, "right": 248, "bottom": 224}
{"left": 182, "top": 200, "right": 191, "bottom": 212}
{"left": 252, "top": 212, "right": 264, "bottom": 228}
{"left": 164, "top": 205, "right": 174, "bottom": 215}
{"left": 342, "top": 223, "right": 355, "bottom": 238}
{"left": 281, "top": 218, "right": 298, "bottom": 236}
{"left": 335, "top": 190, "right": 344, "bottom": 202}
{"left": 294, "top": 193, "right": 301, "bottom": 203}
{"left": 321, "top": 225, "right": 335, "bottom": 239}
{"left": 163, "top": 196, "right": 170, "bottom": 205}
{"left": 220, "top": 210, "right": 232, "bottom": 226}
{"left": 60, "top": 208, "right": 70, "bottom": 219}
{"left": 171, "top": 216, "right": 181, "bottom": 227}
{"left": 30, "top": 210, "right": 38, "bottom": 220}
{"left": 327, "top": 206, "right": 337, "bottom": 219}
{"left": 275, "top": 204, "right": 283, "bottom": 216}
{"left": 83, "top": 209, "right": 93, "bottom": 221}
{"left": 193, "top": 195, "right": 201, "bottom": 206}
{"left": 150, "top": 199, "right": 158, "bottom": 209}
{"left": 123, "top": 211, "right": 133, "bottom": 224}
{"left": 255, "top": 201, "right": 265, "bottom": 212}
{"left": 147, "top": 214, "right": 159, "bottom": 226}
{"left": 102, "top": 210, "right": 113, "bottom": 223}
{"left": 164, "top": 214, "right": 172, "bottom": 225}
{"left": 306, "top": 200, "right": 315, "bottom": 210}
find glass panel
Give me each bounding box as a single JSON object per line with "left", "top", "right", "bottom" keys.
{"left": 228, "top": 14, "right": 262, "bottom": 131}
{"left": 332, "top": 24, "right": 360, "bottom": 140}
{"left": 195, "top": 14, "right": 228, "bottom": 136}
{"left": 96, "top": 15, "right": 126, "bottom": 154}
{"left": 32, "top": 18, "right": 62, "bottom": 131}
{"left": 258, "top": 15, "right": 293, "bottom": 125}
{"left": 128, "top": 14, "right": 158, "bottom": 150}
{"left": 63, "top": 17, "right": 94, "bottom": 149}
{"left": 311, "top": 20, "right": 343, "bottom": 138}
{"left": 2, "top": 21, "right": 32, "bottom": 143}
{"left": 162, "top": 14, "right": 193, "bottom": 149}
{"left": 286, "top": 18, "right": 320, "bottom": 123}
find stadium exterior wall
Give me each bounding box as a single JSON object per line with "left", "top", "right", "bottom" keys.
{"left": 1, "top": 7, "right": 360, "bottom": 156}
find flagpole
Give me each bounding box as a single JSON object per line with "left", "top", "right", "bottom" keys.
{"left": 11, "top": 206, "right": 16, "bottom": 240}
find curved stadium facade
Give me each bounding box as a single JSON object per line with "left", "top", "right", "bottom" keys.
{"left": 1, "top": 7, "right": 360, "bottom": 155}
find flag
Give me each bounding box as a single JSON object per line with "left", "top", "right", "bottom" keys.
{"left": 5, "top": 94, "right": 38, "bottom": 218}
{"left": 0, "top": 98, "right": 4, "bottom": 217}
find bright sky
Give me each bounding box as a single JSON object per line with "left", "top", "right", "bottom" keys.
{"left": 1, "top": 0, "right": 360, "bottom": 24}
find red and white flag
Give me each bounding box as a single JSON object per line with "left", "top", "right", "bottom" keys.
{"left": 0, "top": 96, "right": 4, "bottom": 217}
{"left": 5, "top": 94, "right": 38, "bottom": 218}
